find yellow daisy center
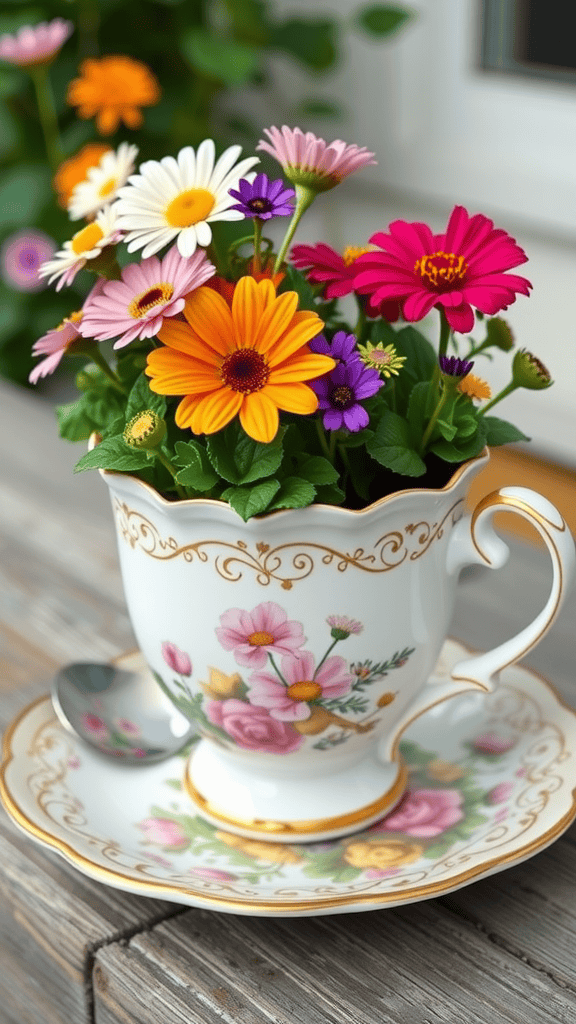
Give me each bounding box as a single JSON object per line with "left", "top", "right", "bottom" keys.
{"left": 71, "top": 223, "right": 105, "bottom": 255}
{"left": 98, "top": 176, "right": 117, "bottom": 198}
{"left": 247, "top": 630, "right": 275, "bottom": 647}
{"left": 57, "top": 310, "right": 83, "bottom": 331}
{"left": 127, "top": 411, "right": 156, "bottom": 442}
{"left": 414, "top": 251, "right": 468, "bottom": 290}
{"left": 220, "top": 348, "right": 270, "bottom": 395}
{"left": 286, "top": 681, "right": 322, "bottom": 702}
{"left": 342, "top": 245, "right": 371, "bottom": 266}
{"left": 128, "top": 283, "right": 175, "bottom": 319}
{"left": 165, "top": 188, "right": 215, "bottom": 228}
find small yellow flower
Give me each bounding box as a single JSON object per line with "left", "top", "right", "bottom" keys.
{"left": 357, "top": 341, "right": 406, "bottom": 378}
{"left": 343, "top": 838, "right": 423, "bottom": 869}
{"left": 427, "top": 758, "right": 465, "bottom": 783}
{"left": 200, "top": 667, "right": 243, "bottom": 700}
{"left": 457, "top": 373, "right": 492, "bottom": 401}
{"left": 216, "top": 832, "right": 302, "bottom": 864}
{"left": 123, "top": 410, "right": 166, "bottom": 450}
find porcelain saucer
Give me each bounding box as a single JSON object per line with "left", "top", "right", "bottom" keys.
{"left": 2, "top": 639, "right": 575, "bottom": 918}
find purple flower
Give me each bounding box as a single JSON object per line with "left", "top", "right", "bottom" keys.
{"left": 311, "top": 359, "right": 383, "bottom": 432}
{"left": 310, "top": 329, "right": 359, "bottom": 365}
{"left": 1, "top": 230, "right": 56, "bottom": 292}
{"left": 439, "top": 355, "right": 474, "bottom": 378}
{"left": 228, "top": 173, "right": 295, "bottom": 220}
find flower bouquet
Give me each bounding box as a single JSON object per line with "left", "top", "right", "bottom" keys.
{"left": 31, "top": 124, "right": 552, "bottom": 519}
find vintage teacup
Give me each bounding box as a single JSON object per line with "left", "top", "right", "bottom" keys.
{"left": 102, "top": 450, "right": 574, "bottom": 842}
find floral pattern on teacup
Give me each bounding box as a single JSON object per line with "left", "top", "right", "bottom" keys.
{"left": 154, "top": 603, "right": 414, "bottom": 753}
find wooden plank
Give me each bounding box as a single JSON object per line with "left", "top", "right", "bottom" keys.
{"left": 92, "top": 894, "right": 576, "bottom": 1024}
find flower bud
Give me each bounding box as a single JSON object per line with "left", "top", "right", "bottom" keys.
{"left": 512, "top": 349, "right": 553, "bottom": 390}
{"left": 439, "top": 355, "right": 474, "bottom": 379}
{"left": 486, "top": 317, "right": 515, "bottom": 351}
{"left": 123, "top": 410, "right": 167, "bottom": 449}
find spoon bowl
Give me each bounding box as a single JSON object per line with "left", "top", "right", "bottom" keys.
{"left": 51, "top": 655, "right": 196, "bottom": 763}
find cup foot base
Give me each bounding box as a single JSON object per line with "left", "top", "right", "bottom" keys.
{"left": 183, "top": 744, "right": 408, "bottom": 843}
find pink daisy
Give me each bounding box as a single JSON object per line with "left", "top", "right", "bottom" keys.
{"left": 1, "top": 230, "right": 56, "bottom": 292}
{"left": 29, "top": 279, "right": 105, "bottom": 384}
{"left": 247, "top": 651, "right": 353, "bottom": 722}
{"left": 216, "top": 602, "right": 306, "bottom": 669}
{"left": 0, "top": 18, "right": 73, "bottom": 67}
{"left": 79, "top": 245, "right": 215, "bottom": 348}
{"left": 291, "top": 242, "right": 400, "bottom": 321}
{"left": 354, "top": 205, "right": 532, "bottom": 334}
{"left": 257, "top": 126, "right": 376, "bottom": 192}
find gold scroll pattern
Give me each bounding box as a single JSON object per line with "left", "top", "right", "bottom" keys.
{"left": 113, "top": 498, "right": 464, "bottom": 589}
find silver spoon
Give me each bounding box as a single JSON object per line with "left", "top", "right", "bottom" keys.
{"left": 51, "top": 660, "right": 196, "bottom": 763}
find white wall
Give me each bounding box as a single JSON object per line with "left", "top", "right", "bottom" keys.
{"left": 270, "top": 0, "right": 576, "bottom": 465}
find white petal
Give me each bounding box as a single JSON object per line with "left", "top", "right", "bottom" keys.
{"left": 215, "top": 156, "right": 260, "bottom": 198}
{"left": 160, "top": 155, "right": 183, "bottom": 190}
{"left": 176, "top": 227, "right": 198, "bottom": 257}
{"left": 209, "top": 144, "right": 243, "bottom": 193}
{"left": 195, "top": 139, "right": 216, "bottom": 188}
{"left": 194, "top": 220, "right": 212, "bottom": 247}
{"left": 177, "top": 146, "right": 196, "bottom": 185}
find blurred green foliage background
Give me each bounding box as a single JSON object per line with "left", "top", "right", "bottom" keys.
{"left": 0, "top": 0, "right": 411, "bottom": 387}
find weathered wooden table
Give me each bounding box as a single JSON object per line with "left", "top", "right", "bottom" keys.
{"left": 1, "top": 378, "right": 575, "bottom": 1024}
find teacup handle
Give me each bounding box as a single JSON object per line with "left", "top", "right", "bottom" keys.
{"left": 381, "top": 486, "right": 574, "bottom": 764}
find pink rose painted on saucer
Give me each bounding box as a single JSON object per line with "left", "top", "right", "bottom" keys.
{"left": 206, "top": 699, "right": 303, "bottom": 753}
{"left": 139, "top": 817, "right": 189, "bottom": 848}
{"left": 216, "top": 601, "right": 306, "bottom": 669}
{"left": 473, "top": 732, "right": 516, "bottom": 755}
{"left": 161, "top": 641, "right": 192, "bottom": 676}
{"left": 247, "top": 651, "right": 353, "bottom": 722}
{"left": 373, "top": 788, "right": 464, "bottom": 838}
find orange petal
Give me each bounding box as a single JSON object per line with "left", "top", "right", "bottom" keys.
{"left": 121, "top": 106, "right": 143, "bottom": 129}
{"left": 183, "top": 287, "right": 235, "bottom": 356}
{"left": 189, "top": 388, "right": 243, "bottom": 435}
{"left": 239, "top": 392, "right": 279, "bottom": 443}
{"left": 96, "top": 106, "right": 119, "bottom": 135}
{"left": 267, "top": 310, "right": 325, "bottom": 366}
{"left": 261, "top": 382, "right": 318, "bottom": 415}
{"left": 231, "top": 276, "right": 268, "bottom": 348}
{"left": 175, "top": 393, "right": 208, "bottom": 430}
{"left": 269, "top": 351, "right": 335, "bottom": 383}
{"left": 157, "top": 320, "right": 219, "bottom": 366}
{"left": 253, "top": 290, "right": 299, "bottom": 354}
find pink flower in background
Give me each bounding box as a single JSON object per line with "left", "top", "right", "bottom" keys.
{"left": 216, "top": 602, "right": 306, "bottom": 669}
{"left": 473, "top": 732, "right": 516, "bottom": 755}
{"left": 29, "top": 279, "right": 105, "bottom": 384}
{"left": 161, "top": 642, "right": 192, "bottom": 676}
{"left": 115, "top": 718, "right": 140, "bottom": 736}
{"left": 257, "top": 126, "right": 376, "bottom": 191}
{"left": 1, "top": 231, "right": 56, "bottom": 292}
{"left": 80, "top": 713, "right": 109, "bottom": 743}
{"left": 0, "top": 18, "right": 72, "bottom": 67}
{"left": 79, "top": 245, "right": 215, "bottom": 348}
{"left": 139, "top": 817, "right": 189, "bottom": 848}
{"left": 354, "top": 205, "right": 532, "bottom": 334}
{"left": 291, "top": 243, "right": 361, "bottom": 298}
{"left": 364, "top": 867, "right": 401, "bottom": 880}
{"left": 487, "top": 781, "right": 514, "bottom": 805}
{"left": 188, "top": 867, "right": 237, "bottom": 882}
{"left": 206, "top": 699, "right": 303, "bottom": 753}
{"left": 247, "top": 651, "right": 353, "bottom": 722}
{"left": 374, "top": 788, "right": 464, "bottom": 838}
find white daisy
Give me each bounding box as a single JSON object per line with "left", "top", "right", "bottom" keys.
{"left": 114, "top": 139, "right": 259, "bottom": 259}
{"left": 68, "top": 142, "right": 139, "bottom": 221}
{"left": 38, "top": 206, "right": 122, "bottom": 291}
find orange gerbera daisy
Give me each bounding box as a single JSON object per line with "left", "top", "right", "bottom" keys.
{"left": 457, "top": 373, "right": 492, "bottom": 401}
{"left": 146, "top": 277, "right": 335, "bottom": 443}
{"left": 53, "top": 143, "right": 111, "bottom": 208}
{"left": 67, "top": 55, "right": 160, "bottom": 136}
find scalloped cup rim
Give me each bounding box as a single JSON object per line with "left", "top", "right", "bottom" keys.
{"left": 90, "top": 431, "right": 489, "bottom": 522}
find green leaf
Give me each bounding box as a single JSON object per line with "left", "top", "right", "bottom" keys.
{"left": 74, "top": 437, "right": 152, "bottom": 474}
{"left": 266, "top": 476, "right": 316, "bottom": 511}
{"left": 126, "top": 373, "right": 167, "bottom": 421}
{"left": 483, "top": 416, "right": 529, "bottom": 447}
{"left": 180, "top": 28, "right": 260, "bottom": 86}
{"left": 56, "top": 399, "right": 99, "bottom": 443}
{"left": 431, "top": 418, "right": 488, "bottom": 463}
{"left": 296, "top": 455, "right": 339, "bottom": 485}
{"left": 221, "top": 479, "right": 281, "bottom": 521}
{"left": 270, "top": 17, "right": 338, "bottom": 71}
{"left": 174, "top": 440, "right": 219, "bottom": 491}
{"left": 0, "top": 67, "right": 25, "bottom": 99}
{"left": 296, "top": 98, "right": 345, "bottom": 120}
{"left": 354, "top": 5, "right": 413, "bottom": 37}
{"left": 0, "top": 164, "right": 52, "bottom": 229}
{"left": 367, "top": 410, "right": 426, "bottom": 476}
{"left": 278, "top": 263, "right": 317, "bottom": 310}
{"left": 314, "top": 482, "right": 346, "bottom": 506}
{"left": 405, "top": 380, "right": 433, "bottom": 447}
{"left": 0, "top": 104, "right": 18, "bottom": 159}
{"left": 394, "top": 325, "right": 437, "bottom": 383}
{"left": 206, "top": 422, "right": 285, "bottom": 484}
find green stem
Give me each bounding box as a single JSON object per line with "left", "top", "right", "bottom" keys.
{"left": 29, "top": 65, "right": 63, "bottom": 172}
{"left": 314, "top": 637, "right": 340, "bottom": 675}
{"left": 89, "top": 349, "right": 127, "bottom": 394}
{"left": 428, "top": 309, "right": 451, "bottom": 403}
{"left": 420, "top": 387, "right": 449, "bottom": 455}
{"left": 273, "top": 184, "right": 316, "bottom": 274}
{"left": 479, "top": 380, "right": 518, "bottom": 415}
{"left": 267, "top": 652, "right": 288, "bottom": 686}
{"left": 354, "top": 301, "right": 366, "bottom": 340}
{"left": 156, "top": 450, "right": 187, "bottom": 500}
{"left": 253, "top": 217, "right": 262, "bottom": 274}
{"left": 315, "top": 416, "right": 333, "bottom": 463}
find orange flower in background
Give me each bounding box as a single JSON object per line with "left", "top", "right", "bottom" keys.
{"left": 146, "top": 276, "right": 334, "bottom": 443}
{"left": 53, "top": 143, "right": 111, "bottom": 208}
{"left": 457, "top": 374, "right": 492, "bottom": 401}
{"left": 67, "top": 55, "right": 160, "bottom": 135}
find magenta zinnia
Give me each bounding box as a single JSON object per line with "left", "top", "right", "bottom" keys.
{"left": 354, "top": 205, "right": 532, "bottom": 334}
